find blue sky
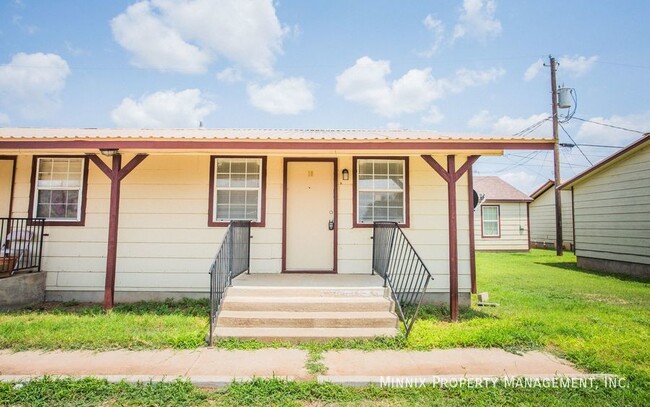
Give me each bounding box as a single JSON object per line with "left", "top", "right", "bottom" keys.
{"left": 1, "top": 0, "right": 649, "bottom": 193}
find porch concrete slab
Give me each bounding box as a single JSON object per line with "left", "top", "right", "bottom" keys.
{"left": 321, "top": 349, "right": 581, "bottom": 377}
{"left": 0, "top": 349, "right": 309, "bottom": 379}
{"left": 232, "top": 273, "right": 384, "bottom": 287}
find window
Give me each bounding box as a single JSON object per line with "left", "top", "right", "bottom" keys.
{"left": 481, "top": 205, "right": 500, "bottom": 237}
{"left": 209, "top": 157, "right": 266, "bottom": 226}
{"left": 354, "top": 157, "right": 409, "bottom": 227}
{"left": 29, "top": 156, "right": 88, "bottom": 225}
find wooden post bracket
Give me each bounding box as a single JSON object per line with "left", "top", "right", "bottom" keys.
{"left": 87, "top": 153, "right": 148, "bottom": 310}
{"left": 421, "top": 154, "right": 479, "bottom": 322}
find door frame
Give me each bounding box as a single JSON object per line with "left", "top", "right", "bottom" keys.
{"left": 0, "top": 156, "right": 17, "bottom": 218}
{"left": 282, "top": 157, "right": 338, "bottom": 273}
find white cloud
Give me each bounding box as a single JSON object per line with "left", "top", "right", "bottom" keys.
{"left": 524, "top": 55, "right": 598, "bottom": 81}
{"left": 468, "top": 109, "right": 493, "bottom": 129}
{"left": 419, "top": 15, "right": 445, "bottom": 57}
{"left": 421, "top": 106, "right": 444, "bottom": 125}
{"left": 247, "top": 77, "right": 314, "bottom": 115}
{"left": 386, "top": 122, "right": 401, "bottom": 130}
{"left": 523, "top": 58, "right": 543, "bottom": 81}
{"left": 12, "top": 15, "right": 38, "bottom": 34}
{"left": 492, "top": 113, "right": 551, "bottom": 136}
{"left": 64, "top": 41, "right": 87, "bottom": 57}
{"left": 336, "top": 56, "right": 504, "bottom": 117}
{"left": 452, "top": 0, "right": 502, "bottom": 42}
{"left": 575, "top": 110, "right": 650, "bottom": 146}
{"left": 111, "top": 1, "right": 211, "bottom": 74}
{"left": 111, "top": 0, "right": 286, "bottom": 76}
{"left": 111, "top": 89, "right": 216, "bottom": 127}
{"left": 500, "top": 170, "right": 538, "bottom": 193}
{"left": 559, "top": 55, "right": 598, "bottom": 77}
{"left": 0, "top": 52, "right": 70, "bottom": 119}
{"left": 216, "top": 67, "right": 243, "bottom": 83}
{"left": 0, "top": 112, "right": 10, "bottom": 125}
{"left": 468, "top": 110, "right": 551, "bottom": 137}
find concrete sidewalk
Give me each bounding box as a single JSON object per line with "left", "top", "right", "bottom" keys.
{"left": 0, "top": 348, "right": 609, "bottom": 388}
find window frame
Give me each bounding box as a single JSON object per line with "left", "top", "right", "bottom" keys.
{"left": 208, "top": 155, "right": 267, "bottom": 227}
{"left": 28, "top": 155, "right": 89, "bottom": 226}
{"left": 352, "top": 156, "right": 410, "bottom": 228}
{"left": 480, "top": 204, "right": 501, "bottom": 238}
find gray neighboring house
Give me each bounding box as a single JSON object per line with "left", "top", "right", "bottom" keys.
{"left": 473, "top": 176, "right": 532, "bottom": 251}
{"left": 529, "top": 180, "right": 574, "bottom": 250}
{"left": 559, "top": 134, "right": 650, "bottom": 279}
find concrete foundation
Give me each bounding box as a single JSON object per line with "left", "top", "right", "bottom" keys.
{"left": 577, "top": 256, "right": 649, "bottom": 280}
{"left": 421, "top": 292, "right": 471, "bottom": 307}
{"left": 46, "top": 274, "right": 471, "bottom": 305}
{"left": 45, "top": 290, "right": 208, "bottom": 303}
{"left": 46, "top": 290, "right": 470, "bottom": 307}
{"left": 0, "top": 272, "right": 47, "bottom": 310}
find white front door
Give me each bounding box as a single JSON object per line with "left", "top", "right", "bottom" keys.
{"left": 284, "top": 160, "right": 336, "bottom": 272}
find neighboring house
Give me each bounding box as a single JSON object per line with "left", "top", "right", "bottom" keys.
{"left": 0, "top": 128, "right": 554, "bottom": 315}
{"left": 529, "top": 180, "right": 574, "bottom": 250}
{"left": 472, "top": 176, "right": 532, "bottom": 251}
{"left": 559, "top": 134, "right": 650, "bottom": 279}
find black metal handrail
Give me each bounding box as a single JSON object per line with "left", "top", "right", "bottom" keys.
{"left": 0, "top": 218, "right": 45, "bottom": 275}
{"left": 372, "top": 221, "right": 433, "bottom": 337}
{"left": 208, "top": 220, "right": 251, "bottom": 346}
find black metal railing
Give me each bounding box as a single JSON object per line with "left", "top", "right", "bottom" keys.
{"left": 208, "top": 220, "right": 251, "bottom": 346}
{"left": 0, "top": 218, "right": 45, "bottom": 275}
{"left": 372, "top": 221, "right": 433, "bottom": 337}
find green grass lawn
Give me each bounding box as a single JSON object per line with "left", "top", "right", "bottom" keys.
{"left": 0, "top": 298, "right": 208, "bottom": 350}
{"left": 0, "top": 249, "right": 648, "bottom": 405}
{"left": 0, "top": 376, "right": 639, "bottom": 407}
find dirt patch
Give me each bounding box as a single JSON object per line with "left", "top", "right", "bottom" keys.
{"left": 582, "top": 294, "right": 629, "bottom": 305}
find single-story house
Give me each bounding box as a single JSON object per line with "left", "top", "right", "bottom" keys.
{"left": 0, "top": 128, "right": 554, "bottom": 324}
{"left": 559, "top": 133, "right": 650, "bottom": 279}
{"left": 529, "top": 180, "right": 574, "bottom": 250}
{"left": 472, "top": 176, "right": 531, "bottom": 252}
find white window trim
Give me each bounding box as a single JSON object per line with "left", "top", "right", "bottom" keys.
{"left": 213, "top": 157, "right": 263, "bottom": 223}
{"left": 33, "top": 157, "right": 85, "bottom": 222}
{"left": 356, "top": 158, "right": 407, "bottom": 225}
{"left": 481, "top": 205, "right": 500, "bottom": 237}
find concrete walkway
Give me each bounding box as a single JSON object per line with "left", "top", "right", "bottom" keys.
{"left": 0, "top": 348, "right": 608, "bottom": 388}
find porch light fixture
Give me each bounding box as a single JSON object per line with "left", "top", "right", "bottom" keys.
{"left": 342, "top": 169, "right": 349, "bottom": 181}
{"left": 99, "top": 148, "right": 120, "bottom": 157}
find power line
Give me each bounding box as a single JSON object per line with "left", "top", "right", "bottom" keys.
{"left": 559, "top": 142, "right": 625, "bottom": 149}
{"left": 510, "top": 116, "right": 552, "bottom": 138}
{"left": 559, "top": 123, "right": 593, "bottom": 165}
{"left": 572, "top": 117, "right": 646, "bottom": 135}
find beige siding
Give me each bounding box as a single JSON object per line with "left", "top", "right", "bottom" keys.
{"left": 0, "top": 158, "right": 13, "bottom": 217}
{"left": 573, "top": 144, "right": 650, "bottom": 265}
{"left": 11, "top": 153, "right": 472, "bottom": 296}
{"left": 529, "top": 188, "right": 574, "bottom": 246}
{"left": 474, "top": 202, "right": 529, "bottom": 250}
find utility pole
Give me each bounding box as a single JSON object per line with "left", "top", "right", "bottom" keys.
{"left": 549, "top": 55, "right": 563, "bottom": 256}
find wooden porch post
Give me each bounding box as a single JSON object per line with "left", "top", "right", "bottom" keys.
{"left": 88, "top": 153, "right": 148, "bottom": 310}
{"left": 421, "top": 154, "right": 479, "bottom": 321}
{"left": 468, "top": 170, "right": 477, "bottom": 294}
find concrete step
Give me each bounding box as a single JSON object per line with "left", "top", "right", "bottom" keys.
{"left": 213, "top": 327, "right": 400, "bottom": 342}
{"left": 216, "top": 310, "right": 399, "bottom": 328}
{"left": 226, "top": 286, "right": 387, "bottom": 298}
{"left": 221, "top": 296, "right": 394, "bottom": 312}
